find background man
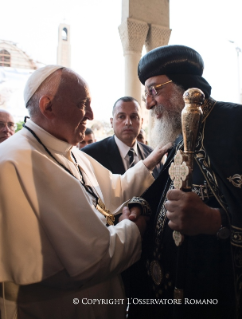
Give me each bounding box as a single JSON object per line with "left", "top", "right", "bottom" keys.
{"left": 77, "top": 127, "right": 96, "bottom": 149}
{"left": 137, "top": 128, "right": 147, "bottom": 145}
{"left": 82, "top": 96, "right": 160, "bottom": 177}
{"left": 129, "top": 45, "right": 242, "bottom": 319}
{"left": 0, "top": 65, "right": 170, "bottom": 319}
{"left": 0, "top": 109, "right": 15, "bottom": 143}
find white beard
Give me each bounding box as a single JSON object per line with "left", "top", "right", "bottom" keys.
{"left": 150, "top": 86, "right": 184, "bottom": 148}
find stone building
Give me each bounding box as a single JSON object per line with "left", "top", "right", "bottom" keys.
{"left": 0, "top": 22, "right": 71, "bottom": 121}
{"left": 0, "top": 40, "right": 39, "bottom": 120}
{"left": 0, "top": 39, "right": 37, "bottom": 70}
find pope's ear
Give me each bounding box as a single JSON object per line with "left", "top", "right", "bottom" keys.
{"left": 39, "top": 96, "right": 55, "bottom": 119}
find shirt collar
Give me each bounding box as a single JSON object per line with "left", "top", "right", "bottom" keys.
{"left": 25, "top": 119, "right": 73, "bottom": 154}
{"left": 114, "top": 135, "right": 138, "bottom": 159}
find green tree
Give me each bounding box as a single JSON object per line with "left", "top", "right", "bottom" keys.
{"left": 15, "top": 121, "right": 24, "bottom": 133}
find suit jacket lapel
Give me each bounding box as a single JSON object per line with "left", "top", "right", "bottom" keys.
{"left": 107, "top": 136, "right": 126, "bottom": 174}
{"left": 137, "top": 143, "right": 148, "bottom": 160}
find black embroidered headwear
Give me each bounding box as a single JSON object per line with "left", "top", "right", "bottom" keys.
{"left": 138, "top": 45, "right": 211, "bottom": 98}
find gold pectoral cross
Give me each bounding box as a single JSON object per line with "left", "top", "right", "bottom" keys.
{"left": 96, "top": 198, "right": 115, "bottom": 226}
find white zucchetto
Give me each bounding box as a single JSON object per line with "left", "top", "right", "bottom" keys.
{"left": 24, "top": 65, "right": 64, "bottom": 105}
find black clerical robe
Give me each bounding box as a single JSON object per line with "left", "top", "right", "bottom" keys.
{"left": 129, "top": 98, "right": 242, "bottom": 319}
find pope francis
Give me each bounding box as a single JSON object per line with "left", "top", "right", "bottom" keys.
{"left": 0, "top": 65, "right": 170, "bottom": 319}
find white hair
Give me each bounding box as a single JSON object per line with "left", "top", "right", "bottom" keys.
{"left": 26, "top": 69, "right": 63, "bottom": 118}
{"left": 150, "top": 84, "right": 185, "bottom": 148}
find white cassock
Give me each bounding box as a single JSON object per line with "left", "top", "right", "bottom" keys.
{"left": 0, "top": 120, "right": 154, "bottom": 319}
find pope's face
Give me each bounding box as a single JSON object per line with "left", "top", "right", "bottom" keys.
{"left": 0, "top": 111, "right": 15, "bottom": 143}
{"left": 52, "top": 71, "right": 94, "bottom": 145}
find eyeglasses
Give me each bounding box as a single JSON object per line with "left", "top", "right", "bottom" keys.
{"left": 0, "top": 121, "right": 16, "bottom": 131}
{"left": 144, "top": 80, "right": 172, "bottom": 100}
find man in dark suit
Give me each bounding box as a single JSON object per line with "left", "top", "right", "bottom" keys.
{"left": 82, "top": 96, "right": 161, "bottom": 306}
{"left": 82, "top": 96, "right": 161, "bottom": 178}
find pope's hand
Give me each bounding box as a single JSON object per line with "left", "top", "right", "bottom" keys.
{"left": 119, "top": 206, "right": 148, "bottom": 237}
{"left": 143, "top": 142, "right": 172, "bottom": 171}
{"left": 165, "top": 189, "right": 221, "bottom": 236}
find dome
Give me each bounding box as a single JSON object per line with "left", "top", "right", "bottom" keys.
{"left": 0, "top": 39, "right": 37, "bottom": 70}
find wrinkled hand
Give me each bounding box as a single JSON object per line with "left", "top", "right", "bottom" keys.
{"left": 119, "top": 206, "right": 148, "bottom": 237}
{"left": 165, "top": 189, "right": 221, "bottom": 236}
{"left": 128, "top": 206, "right": 142, "bottom": 221}
{"left": 143, "top": 142, "right": 172, "bottom": 171}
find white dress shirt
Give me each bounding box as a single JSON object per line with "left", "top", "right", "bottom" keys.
{"left": 114, "top": 135, "right": 141, "bottom": 171}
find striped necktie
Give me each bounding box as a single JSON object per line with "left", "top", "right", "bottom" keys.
{"left": 128, "top": 148, "right": 135, "bottom": 168}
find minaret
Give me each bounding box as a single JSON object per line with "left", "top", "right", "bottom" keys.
{"left": 119, "top": 0, "right": 171, "bottom": 105}
{"left": 57, "top": 23, "right": 71, "bottom": 67}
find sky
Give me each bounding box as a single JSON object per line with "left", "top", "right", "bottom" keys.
{"left": 0, "top": 0, "right": 242, "bottom": 122}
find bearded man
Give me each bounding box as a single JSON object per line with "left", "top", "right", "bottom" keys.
{"left": 149, "top": 84, "right": 184, "bottom": 149}
{"left": 128, "top": 45, "right": 242, "bottom": 319}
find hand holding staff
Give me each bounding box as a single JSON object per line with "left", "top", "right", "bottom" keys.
{"left": 168, "top": 88, "right": 204, "bottom": 245}
{"left": 167, "top": 88, "right": 204, "bottom": 304}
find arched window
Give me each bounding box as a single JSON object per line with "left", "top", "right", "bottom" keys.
{"left": 0, "top": 49, "right": 11, "bottom": 67}
{"left": 62, "top": 28, "right": 68, "bottom": 41}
